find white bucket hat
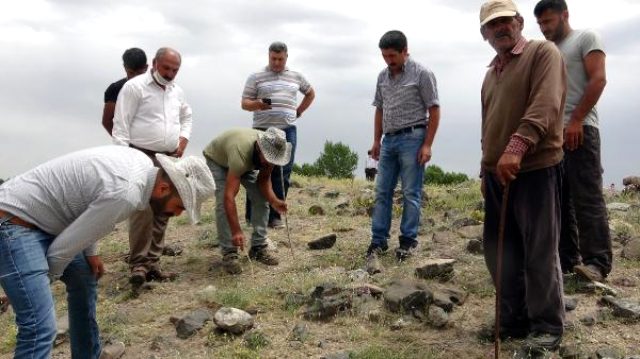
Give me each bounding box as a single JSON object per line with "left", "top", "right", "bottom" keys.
{"left": 257, "top": 127, "right": 292, "bottom": 166}
{"left": 155, "top": 154, "right": 216, "bottom": 224}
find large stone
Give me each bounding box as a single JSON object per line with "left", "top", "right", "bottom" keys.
{"left": 415, "top": 259, "right": 456, "bottom": 281}
{"left": 174, "top": 308, "right": 213, "bottom": 339}
{"left": 564, "top": 296, "right": 578, "bottom": 312}
{"left": 214, "top": 307, "right": 254, "bottom": 334}
{"left": 456, "top": 225, "right": 483, "bottom": 239}
{"left": 466, "top": 238, "right": 484, "bottom": 254}
{"left": 427, "top": 306, "right": 449, "bottom": 328}
{"left": 383, "top": 280, "right": 433, "bottom": 314}
{"left": 308, "top": 234, "right": 337, "bottom": 250}
{"left": 621, "top": 238, "right": 640, "bottom": 260}
{"left": 303, "top": 284, "right": 352, "bottom": 320}
{"left": 290, "top": 322, "right": 309, "bottom": 342}
{"left": 431, "top": 231, "right": 459, "bottom": 244}
{"left": 600, "top": 296, "right": 640, "bottom": 320}
{"left": 432, "top": 287, "right": 468, "bottom": 312}
{"left": 308, "top": 205, "right": 326, "bottom": 215}
{"left": 607, "top": 203, "right": 631, "bottom": 212}
{"left": 451, "top": 217, "right": 481, "bottom": 229}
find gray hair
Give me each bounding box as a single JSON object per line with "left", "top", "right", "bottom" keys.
{"left": 268, "top": 42, "right": 288, "bottom": 53}
{"left": 155, "top": 47, "right": 182, "bottom": 63}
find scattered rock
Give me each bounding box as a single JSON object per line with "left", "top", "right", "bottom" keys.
{"left": 594, "top": 347, "right": 622, "bottom": 359}
{"left": 349, "top": 283, "right": 384, "bottom": 298}
{"left": 612, "top": 277, "right": 637, "bottom": 288}
{"left": 456, "top": 225, "right": 484, "bottom": 239}
{"left": 324, "top": 191, "right": 340, "bottom": 198}
{"left": 415, "top": 259, "right": 456, "bottom": 281}
{"left": 623, "top": 176, "right": 640, "bottom": 188}
{"left": 452, "top": 217, "right": 481, "bottom": 229}
{"left": 347, "top": 269, "right": 369, "bottom": 282}
{"left": 213, "top": 307, "right": 254, "bottom": 335}
{"left": 54, "top": 313, "right": 69, "bottom": 347}
{"left": 607, "top": 203, "right": 631, "bottom": 212}
{"left": 308, "top": 205, "right": 326, "bottom": 215}
{"left": 174, "top": 308, "right": 213, "bottom": 339}
{"left": 427, "top": 306, "right": 449, "bottom": 328}
{"left": 580, "top": 314, "right": 597, "bottom": 326}
{"left": 303, "top": 285, "right": 352, "bottom": 320}
{"left": 576, "top": 281, "right": 618, "bottom": 297}
{"left": 290, "top": 322, "right": 309, "bottom": 342}
{"left": 622, "top": 238, "right": 640, "bottom": 260}
{"left": 383, "top": 280, "right": 433, "bottom": 314}
{"left": 162, "top": 244, "right": 183, "bottom": 256}
{"left": 334, "top": 200, "right": 350, "bottom": 210}
{"left": 390, "top": 317, "right": 411, "bottom": 330}
{"left": 431, "top": 231, "right": 459, "bottom": 244}
{"left": 564, "top": 297, "right": 578, "bottom": 312}
{"left": 559, "top": 344, "right": 583, "bottom": 359}
{"left": 308, "top": 234, "right": 337, "bottom": 250}
{"left": 600, "top": 296, "right": 640, "bottom": 320}
{"left": 466, "top": 238, "right": 484, "bottom": 254}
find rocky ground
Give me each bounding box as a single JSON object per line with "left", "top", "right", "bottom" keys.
{"left": 1, "top": 176, "right": 640, "bottom": 359}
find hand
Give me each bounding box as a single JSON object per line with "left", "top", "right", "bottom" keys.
{"left": 256, "top": 99, "right": 272, "bottom": 111}
{"left": 86, "top": 255, "right": 105, "bottom": 280}
{"left": 369, "top": 142, "right": 381, "bottom": 161}
{"left": 0, "top": 295, "right": 10, "bottom": 314}
{"left": 272, "top": 200, "right": 288, "bottom": 215}
{"left": 564, "top": 119, "right": 584, "bottom": 151}
{"left": 231, "top": 231, "right": 246, "bottom": 251}
{"left": 418, "top": 144, "right": 432, "bottom": 165}
{"left": 496, "top": 152, "right": 522, "bottom": 186}
{"left": 173, "top": 137, "right": 189, "bottom": 158}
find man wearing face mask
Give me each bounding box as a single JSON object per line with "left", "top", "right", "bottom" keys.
{"left": 112, "top": 47, "right": 193, "bottom": 287}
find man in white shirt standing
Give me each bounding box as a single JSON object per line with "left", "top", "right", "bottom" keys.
{"left": 112, "top": 47, "right": 193, "bottom": 287}
{"left": 0, "top": 146, "right": 215, "bottom": 359}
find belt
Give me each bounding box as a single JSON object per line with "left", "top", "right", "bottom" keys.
{"left": 0, "top": 210, "right": 38, "bottom": 229}
{"left": 385, "top": 124, "right": 426, "bottom": 136}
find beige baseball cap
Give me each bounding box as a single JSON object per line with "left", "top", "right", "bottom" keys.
{"left": 480, "top": 0, "right": 518, "bottom": 26}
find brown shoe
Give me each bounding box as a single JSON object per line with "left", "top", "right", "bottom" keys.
{"left": 146, "top": 269, "right": 178, "bottom": 282}
{"left": 222, "top": 253, "right": 242, "bottom": 274}
{"left": 574, "top": 264, "right": 604, "bottom": 282}
{"left": 249, "top": 247, "right": 279, "bottom": 265}
{"left": 129, "top": 269, "right": 147, "bottom": 288}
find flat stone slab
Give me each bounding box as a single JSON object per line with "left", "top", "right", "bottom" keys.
{"left": 383, "top": 279, "right": 433, "bottom": 314}
{"left": 214, "top": 307, "right": 254, "bottom": 334}
{"left": 600, "top": 296, "right": 640, "bottom": 320}
{"left": 607, "top": 202, "right": 631, "bottom": 212}
{"left": 415, "top": 259, "right": 456, "bottom": 281}
{"left": 174, "top": 308, "right": 213, "bottom": 339}
{"left": 622, "top": 238, "right": 640, "bottom": 260}
{"left": 456, "top": 225, "right": 483, "bottom": 239}
{"left": 308, "top": 234, "right": 337, "bottom": 250}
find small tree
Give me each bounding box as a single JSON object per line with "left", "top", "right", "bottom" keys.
{"left": 292, "top": 163, "right": 323, "bottom": 177}
{"left": 314, "top": 141, "right": 359, "bottom": 179}
{"left": 424, "top": 165, "right": 469, "bottom": 185}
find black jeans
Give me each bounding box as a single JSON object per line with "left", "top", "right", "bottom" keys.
{"left": 484, "top": 164, "right": 564, "bottom": 336}
{"left": 559, "top": 125, "right": 612, "bottom": 276}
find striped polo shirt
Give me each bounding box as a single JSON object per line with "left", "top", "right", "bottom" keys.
{"left": 373, "top": 57, "right": 439, "bottom": 134}
{"left": 242, "top": 66, "right": 312, "bottom": 129}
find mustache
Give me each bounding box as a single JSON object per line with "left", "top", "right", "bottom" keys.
{"left": 495, "top": 31, "right": 512, "bottom": 38}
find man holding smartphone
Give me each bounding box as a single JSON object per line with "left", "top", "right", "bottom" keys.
{"left": 241, "top": 41, "right": 315, "bottom": 229}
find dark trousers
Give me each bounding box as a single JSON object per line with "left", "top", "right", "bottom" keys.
{"left": 559, "top": 125, "right": 612, "bottom": 275}
{"left": 483, "top": 165, "right": 564, "bottom": 335}
{"left": 246, "top": 126, "right": 297, "bottom": 223}
{"left": 365, "top": 168, "right": 377, "bottom": 181}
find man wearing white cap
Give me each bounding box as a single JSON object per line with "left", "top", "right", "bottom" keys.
{"left": 479, "top": 0, "right": 566, "bottom": 353}
{"left": 0, "top": 146, "right": 215, "bottom": 359}
{"left": 203, "top": 127, "right": 290, "bottom": 274}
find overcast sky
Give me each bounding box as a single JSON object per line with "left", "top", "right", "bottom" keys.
{"left": 1, "top": 0, "right": 638, "bottom": 185}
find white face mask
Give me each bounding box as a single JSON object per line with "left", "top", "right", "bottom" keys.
{"left": 152, "top": 69, "right": 173, "bottom": 87}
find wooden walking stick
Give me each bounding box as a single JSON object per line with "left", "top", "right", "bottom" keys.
{"left": 280, "top": 166, "right": 295, "bottom": 258}
{"left": 495, "top": 182, "right": 510, "bottom": 359}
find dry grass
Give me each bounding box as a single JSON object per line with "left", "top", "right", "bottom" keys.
{"left": 1, "top": 176, "right": 640, "bottom": 358}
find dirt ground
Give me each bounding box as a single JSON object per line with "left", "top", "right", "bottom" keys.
{"left": 1, "top": 176, "right": 639, "bottom": 359}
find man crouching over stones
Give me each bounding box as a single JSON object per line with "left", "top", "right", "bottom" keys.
{"left": 478, "top": 0, "right": 566, "bottom": 354}
{"left": 203, "top": 127, "right": 290, "bottom": 274}
{"left": 0, "top": 146, "right": 215, "bottom": 359}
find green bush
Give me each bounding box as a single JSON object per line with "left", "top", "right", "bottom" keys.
{"left": 424, "top": 165, "right": 469, "bottom": 185}
{"left": 292, "top": 141, "right": 358, "bottom": 179}
{"left": 292, "top": 163, "right": 322, "bottom": 177}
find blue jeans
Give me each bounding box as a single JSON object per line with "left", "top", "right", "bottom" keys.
{"left": 370, "top": 127, "right": 426, "bottom": 249}
{"left": 0, "top": 217, "right": 101, "bottom": 359}
{"left": 246, "top": 125, "right": 297, "bottom": 223}
{"left": 207, "top": 160, "right": 270, "bottom": 255}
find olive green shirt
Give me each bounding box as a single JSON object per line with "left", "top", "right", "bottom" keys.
{"left": 203, "top": 128, "right": 260, "bottom": 176}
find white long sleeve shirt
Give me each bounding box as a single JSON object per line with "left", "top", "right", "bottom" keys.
{"left": 112, "top": 72, "right": 192, "bottom": 152}
{"left": 0, "top": 146, "right": 157, "bottom": 280}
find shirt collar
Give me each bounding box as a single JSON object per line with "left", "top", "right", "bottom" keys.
{"left": 387, "top": 56, "right": 411, "bottom": 78}
{"left": 265, "top": 65, "right": 289, "bottom": 74}
{"left": 488, "top": 36, "right": 528, "bottom": 68}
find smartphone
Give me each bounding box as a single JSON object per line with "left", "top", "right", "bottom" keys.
{"left": 261, "top": 98, "right": 272, "bottom": 105}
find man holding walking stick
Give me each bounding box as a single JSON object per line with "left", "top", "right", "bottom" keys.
{"left": 478, "top": 0, "right": 567, "bottom": 354}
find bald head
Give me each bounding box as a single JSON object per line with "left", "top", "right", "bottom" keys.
{"left": 152, "top": 47, "right": 182, "bottom": 84}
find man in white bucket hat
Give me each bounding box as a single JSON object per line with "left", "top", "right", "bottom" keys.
{"left": 0, "top": 146, "right": 215, "bottom": 359}
{"left": 203, "top": 127, "right": 290, "bottom": 274}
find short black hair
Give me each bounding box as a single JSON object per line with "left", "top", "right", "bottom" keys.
{"left": 269, "top": 41, "right": 288, "bottom": 53}
{"left": 534, "top": 0, "right": 567, "bottom": 17}
{"left": 122, "top": 48, "right": 147, "bottom": 71}
{"left": 378, "top": 30, "right": 407, "bottom": 52}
